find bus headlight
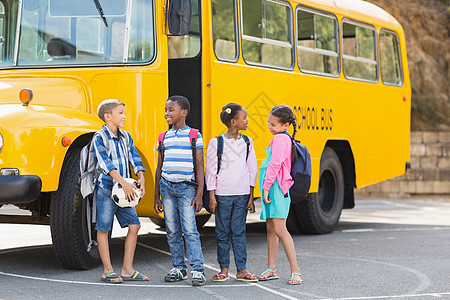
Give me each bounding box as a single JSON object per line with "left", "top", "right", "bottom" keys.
{"left": 0, "top": 131, "right": 3, "bottom": 152}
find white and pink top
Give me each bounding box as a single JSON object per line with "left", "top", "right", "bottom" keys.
{"left": 205, "top": 134, "right": 257, "bottom": 196}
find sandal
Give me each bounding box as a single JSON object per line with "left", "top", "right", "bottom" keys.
{"left": 212, "top": 273, "right": 230, "bottom": 282}
{"left": 288, "top": 272, "right": 303, "bottom": 285}
{"left": 101, "top": 272, "right": 123, "bottom": 284}
{"left": 258, "top": 269, "right": 279, "bottom": 281}
{"left": 121, "top": 271, "right": 149, "bottom": 281}
{"left": 236, "top": 272, "right": 258, "bottom": 282}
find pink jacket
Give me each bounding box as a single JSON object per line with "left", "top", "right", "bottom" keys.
{"left": 262, "top": 133, "right": 293, "bottom": 195}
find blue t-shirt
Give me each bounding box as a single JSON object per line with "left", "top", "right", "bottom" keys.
{"left": 157, "top": 126, "right": 203, "bottom": 183}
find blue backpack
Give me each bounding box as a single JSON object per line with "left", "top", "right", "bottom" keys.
{"left": 283, "top": 132, "right": 311, "bottom": 204}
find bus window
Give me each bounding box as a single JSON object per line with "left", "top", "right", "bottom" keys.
{"left": 297, "top": 7, "right": 338, "bottom": 76}
{"left": 17, "top": 0, "right": 155, "bottom": 66}
{"left": 380, "top": 29, "right": 402, "bottom": 86}
{"left": 212, "top": 0, "right": 238, "bottom": 61}
{"left": 0, "top": 1, "right": 5, "bottom": 63}
{"left": 128, "top": 0, "right": 155, "bottom": 62}
{"left": 342, "top": 20, "right": 377, "bottom": 82}
{"left": 168, "top": 0, "right": 201, "bottom": 59}
{"left": 241, "top": 0, "right": 293, "bottom": 69}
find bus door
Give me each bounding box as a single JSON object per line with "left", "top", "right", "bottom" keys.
{"left": 167, "top": 0, "right": 202, "bottom": 130}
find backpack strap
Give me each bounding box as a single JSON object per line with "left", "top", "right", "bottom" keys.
{"left": 158, "top": 131, "right": 167, "bottom": 161}
{"left": 241, "top": 134, "right": 250, "bottom": 161}
{"left": 216, "top": 135, "right": 224, "bottom": 174}
{"left": 189, "top": 129, "right": 199, "bottom": 176}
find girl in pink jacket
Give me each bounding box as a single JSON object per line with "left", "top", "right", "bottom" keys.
{"left": 257, "top": 105, "right": 303, "bottom": 285}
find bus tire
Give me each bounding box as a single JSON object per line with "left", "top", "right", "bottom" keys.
{"left": 50, "top": 148, "right": 101, "bottom": 270}
{"left": 150, "top": 214, "right": 211, "bottom": 229}
{"left": 295, "top": 147, "right": 344, "bottom": 234}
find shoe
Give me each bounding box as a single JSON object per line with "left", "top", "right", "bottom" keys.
{"left": 288, "top": 272, "right": 303, "bottom": 285}
{"left": 191, "top": 270, "right": 206, "bottom": 286}
{"left": 165, "top": 268, "right": 188, "bottom": 282}
{"left": 101, "top": 272, "right": 123, "bottom": 284}
{"left": 258, "top": 269, "right": 279, "bottom": 281}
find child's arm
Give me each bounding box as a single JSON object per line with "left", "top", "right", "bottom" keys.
{"left": 246, "top": 186, "right": 255, "bottom": 213}
{"left": 154, "top": 150, "right": 163, "bottom": 213}
{"left": 205, "top": 139, "right": 218, "bottom": 214}
{"left": 192, "top": 148, "right": 204, "bottom": 212}
{"left": 109, "top": 169, "right": 140, "bottom": 201}
{"left": 94, "top": 134, "right": 138, "bottom": 200}
{"left": 262, "top": 135, "right": 291, "bottom": 204}
{"left": 127, "top": 133, "right": 146, "bottom": 195}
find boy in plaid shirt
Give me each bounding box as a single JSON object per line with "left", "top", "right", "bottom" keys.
{"left": 93, "top": 99, "right": 148, "bottom": 283}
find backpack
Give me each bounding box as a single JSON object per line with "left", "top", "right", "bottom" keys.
{"left": 79, "top": 129, "right": 130, "bottom": 199}
{"left": 203, "top": 134, "right": 251, "bottom": 212}
{"left": 282, "top": 132, "right": 311, "bottom": 204}
{"left": 158, "top": 128, "right": 199, "bottom": 187}
{"left": 157, "top": 131, "right": 251, "bottom": 213}
{"left": 78, "top": 128, "right": 129, "bottom": 252}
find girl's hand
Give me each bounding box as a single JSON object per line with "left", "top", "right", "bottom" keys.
{"left": 209, "top": 195, "right": 217, "bottom": 214}
{"left": 246, "top": 198, "right": 255, "bottom": 213}
{"left": 263, "top": 190, "right": 271, "bottom": 204}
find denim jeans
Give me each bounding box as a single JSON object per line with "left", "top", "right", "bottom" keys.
{"left": 159, "top": 178, "right": 204, "bottom": 271}
{"left": 215, "top": 194, "right": 249, "bottom": 271}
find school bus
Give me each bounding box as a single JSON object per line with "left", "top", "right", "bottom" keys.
{"left": 0, "top": 0, "right": 410, "bottom": 269}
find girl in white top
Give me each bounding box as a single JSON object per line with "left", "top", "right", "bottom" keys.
{"left": 205, "top": 103, "right": 258, "bottom": 282}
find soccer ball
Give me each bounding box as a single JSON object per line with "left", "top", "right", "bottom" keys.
{"left": 111, "top": 178, "right": 142, "bottom": 208}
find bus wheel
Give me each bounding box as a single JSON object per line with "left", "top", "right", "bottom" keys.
{"left": 150, "top": 214, "right": 211, "bottom": 229}
{"left": 295, "top": 147, "right": 344, "bottom": 234}
{"left": 50, "top": 148, "right": 101, "bottom": 270}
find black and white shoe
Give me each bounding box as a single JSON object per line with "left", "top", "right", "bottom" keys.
{"left": 191, "top": 271, "right": 206, "bottom": 286}
{"left": 165, "top": 268, "right": 188, "bottom": 282}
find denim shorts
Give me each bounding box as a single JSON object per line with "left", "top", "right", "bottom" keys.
{"left": 95, "top": 187, "right": 140, "bottom": 232}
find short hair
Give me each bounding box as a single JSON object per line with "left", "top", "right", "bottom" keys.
{"left": 97, "top": 99, "right": 125, "bottom": 122}
{"left": 167, "top": 95, "right": 190, "bottom": 115}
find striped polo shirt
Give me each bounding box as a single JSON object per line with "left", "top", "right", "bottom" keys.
{"left": 157, "top": 126, "right": 203, "bottom": 183}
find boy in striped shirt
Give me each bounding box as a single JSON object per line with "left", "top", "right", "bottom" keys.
{"left": 154, "top": 95, "right": 206, "bottom": 286}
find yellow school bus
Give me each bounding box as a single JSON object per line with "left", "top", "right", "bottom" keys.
{"left": 0, "top": 0, "right": 410, "bottom": 269}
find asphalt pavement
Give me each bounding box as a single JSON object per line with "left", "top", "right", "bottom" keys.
{"left": 1, "top": 197, "right": 450, "bottom": 300}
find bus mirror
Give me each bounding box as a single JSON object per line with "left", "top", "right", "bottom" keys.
{"left": 167, "top": 0, "right": 192, "bottom": 36}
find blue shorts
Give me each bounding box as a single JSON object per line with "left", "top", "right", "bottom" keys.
{"left": 95, "top": 187, "right": 140, "bottom": 232}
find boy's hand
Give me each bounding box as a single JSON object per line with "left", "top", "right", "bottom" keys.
{"left": 137, "top": 171, "right": 145, "bottom": 196}
{"left": 122, "top": 181, "right": 139, "bottom": 202}
{"left": 154, "top": 197, "right": 163, "bottom": 213}
{"left": 263, "top": 190, "right": 271, "bottom": 204}
{"left": 246, "top": 196, "right": 255, "bottom": 213}
{"left": 209, "top": 193, "right": 217, "bottom": 214}
{"left": 191, "top": 195, "right": 203, "bottom": 213}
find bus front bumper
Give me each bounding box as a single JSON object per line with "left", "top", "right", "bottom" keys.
{"left": 0, "top": 174, "right": 42, "bottom": 204}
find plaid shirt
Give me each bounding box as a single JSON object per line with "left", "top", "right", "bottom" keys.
{"left": 93, "top": 125, "right": 145, "bottom": 191}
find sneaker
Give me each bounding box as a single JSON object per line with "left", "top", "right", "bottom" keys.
{"left": 191, "top": 270, "right": 206, "bottom": 286}
{"left": 165, "top": 268, "right": 188, "bottom": 282}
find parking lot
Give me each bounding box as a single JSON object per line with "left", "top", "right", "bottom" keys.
{"left": 1, "top": 197, "right": 450, "bottom": 300}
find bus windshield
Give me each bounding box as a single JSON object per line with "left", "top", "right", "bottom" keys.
{"left": 0, "top": 0, "right": 155, "bottom": 67}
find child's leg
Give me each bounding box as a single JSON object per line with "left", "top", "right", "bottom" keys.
{"left": 271, "top": 218, "right": 301, "bottom": 282}
{"left": 229, "top": 195, "right": 251, "bottom": 278}
{"left": 178, "top": 184, "right": 204, "bottom": 272}
{"left": 257, "top": 218, "right": 279, "bottom": 279}
{"left": 215, "top": 195, "right": 234, "bottom": 276}
{"left": 95, "top": 187, "right": 121, "bottom": 282}
{"left": 120, "top": 224, "right": 140, "bottom": 277}
{"left": 97, "top": 230, "right": 121, "bottom": 281}
{"left": 160, "top": 180, "right": 188, "bottom": 271}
